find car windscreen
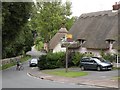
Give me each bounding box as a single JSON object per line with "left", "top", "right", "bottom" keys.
{"left": 31, "top": 59, "right": 38, "bottom": 63}
{"left": 94, "top": 58, "right": 108, "bottom": 63}
{"left": 98, "top": 58, "right": 107, "bottom": 62}
{"left": 93, "top": 58, "right": 103, "bottom": 63}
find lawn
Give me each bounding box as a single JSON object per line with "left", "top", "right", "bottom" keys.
{"left": 0, "top": 66, "right": 1, "bottom": 70}
{"left": 42, "top": 70, "right": 88, "bottom": 78}
{"left": 113, "top": 67, "right": 120, "bottom": 70}
{"left": 113, "top": 76, "right": 120, "bottom": 80}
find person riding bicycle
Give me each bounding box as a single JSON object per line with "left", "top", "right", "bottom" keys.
{"left": 16, "top": 59, "right": 20, "bottom": 70}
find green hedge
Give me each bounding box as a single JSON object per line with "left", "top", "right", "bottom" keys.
{"left": 38, "top": 52, "right": 65, "bottom": 70}
{"left": 71, "top": 52, "right": 84, "bottom": 66}
{"left": 38, "top": 52, "right": 86, "bottom": 70}
{"left": 100, "top": 51, "right": 116, "bottom": 62}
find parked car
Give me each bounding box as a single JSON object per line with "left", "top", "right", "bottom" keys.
{"left": 29, "top": 58, "right": 38, "bottom": 67}
{"left": 80, "top": 57, "right": 113, "bottom": 71}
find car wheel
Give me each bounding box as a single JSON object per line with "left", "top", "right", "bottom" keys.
{"left": 81, "top": 66, "right": 85, "bottom": 71}
{"left": 97, "top": 66, "right": 101, "bottom": 71}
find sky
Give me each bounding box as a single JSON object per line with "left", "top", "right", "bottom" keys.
{"left": 33, "top": 0, "right": 120, "bottom": 17}
{"left": 63, "top": 0, "right": 120, "bottom": 17}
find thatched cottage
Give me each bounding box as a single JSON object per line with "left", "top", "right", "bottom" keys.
{"left": 49, "top": 27, "right": 68, "bottom": 53}
{"left": 68, "top": 3, "right": 119, "bottom": 56}
{"left": 49, "top": 3, "right": 119, "bottom": 57}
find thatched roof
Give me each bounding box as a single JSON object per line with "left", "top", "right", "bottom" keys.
{"left": 69, "top": 10, "right": 119, "bottom": 49}
{"left": 49, "top": 28, "right": 68, "bottom": 50}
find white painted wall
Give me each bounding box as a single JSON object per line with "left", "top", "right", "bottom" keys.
{"left": 53, "top": 44, "right": 117, "bottom": 56}
{"left": 78, "top": 47, "right": 117, "bottom": 57}
{"left": 78, "top": 47, "right": 102, "bottom": 57}
{"left": 87, "top": 49, "right": 102, "bottom": 57}
{"left": 79, "top": 47, "right": 87, "bottom": 53}
{"left": 105, "top": 49, "right": 118, "bottom": 55}
{"left": 53, "top": 43, "right": 66, "bottom": 53}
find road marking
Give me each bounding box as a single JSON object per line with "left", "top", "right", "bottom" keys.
{"left": 101, "top": 76, "right": 107, "bottom": 78}
{"left": 27, "top": 73, "right": 41, "bottom": 80}
{"left": 27, "top": 73, "right": 33, "bottom": 77}
{"left": 31, "top": 67, "right": 34, "bottom": 69}
{"left": 31, "top": 67, "right": 38, "bottom": 69}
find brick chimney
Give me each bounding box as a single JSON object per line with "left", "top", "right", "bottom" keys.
{"left": 113, "top": 2, "right": 120, "bottom": 10}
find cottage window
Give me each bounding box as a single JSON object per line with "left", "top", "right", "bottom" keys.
{"left": 106, "top": 39, "right": 115, "bottom": 50}
{"left": 77, "top": 39, "right": 86, "bottom": 45}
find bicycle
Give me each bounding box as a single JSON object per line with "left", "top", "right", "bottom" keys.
{"left": 16, "top": 63, "right": 24, "bottom": 71}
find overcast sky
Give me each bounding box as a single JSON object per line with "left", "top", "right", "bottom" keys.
{"left": 63, "top": 0, "right": 120, "bottom": 17}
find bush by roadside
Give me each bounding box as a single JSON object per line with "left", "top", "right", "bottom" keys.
{"left": 71, "top": 52, "right": 84, "bottom": 66}
{"left": 113, "top": 67, "right": 120, "bottom": 70}
{"left": 38, "top": 52, "right": 86, "bottom": 70}
{"left": 100, "top": 51, "right": 117, "bottom": 62}
{"left": 38, "top": 52, "right": 65, "bottom": 70}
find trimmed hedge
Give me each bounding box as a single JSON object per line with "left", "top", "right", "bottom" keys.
{"left": 72, "top": 52, "right": 85, "bottom": 66}
{"left": 38, "top": 52, "right": 65, "bottom": 70}
{"left": 38, "top": 52, "right": 87, "bottom": 70}
{"left": 100, "top": 51, "right": 117, "bottom": 62}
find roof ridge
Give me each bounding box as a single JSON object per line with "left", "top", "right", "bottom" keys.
{"left": 80, "top": 10, "right": 118, "bottom": 18}
{"left": 58, "top": 27, "right": 68, "bottom": 33}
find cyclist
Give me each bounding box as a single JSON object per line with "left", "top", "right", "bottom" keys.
{"left": 16, "top": 59, "right": 21, "bottom": 70}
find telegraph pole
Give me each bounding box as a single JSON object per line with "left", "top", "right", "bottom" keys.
{"left": 117, "top": 53, "right": 119, "bottom": 68}
{"left": 65, "top": 46, "right": 68, "bottom": 72}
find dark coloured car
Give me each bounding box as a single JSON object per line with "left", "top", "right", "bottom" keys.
{"left": 80, "top": 57, "right": 113, "bottom": 71}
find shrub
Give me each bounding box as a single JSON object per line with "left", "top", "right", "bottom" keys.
{"left": 100, "top": 51, "right": 116, "bottom": 62}
{"left": 72, "top": 52, "right": 84, "bottom": 66}
{"left": 38, "top": 52, "right": 65, "bottom": 70}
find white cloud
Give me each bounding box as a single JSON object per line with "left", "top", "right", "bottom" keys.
{"left": 64, "top": 0, "right": 120, "bottom": 16}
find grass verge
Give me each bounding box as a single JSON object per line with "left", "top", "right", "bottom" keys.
{"left": 1, "top": 55, "right": 30, "bottom": 70}
{"left": 0, "top": 66, "right": 2, "bottom": 70}
{"left": 113, "top": 67, "right": 120, "bottom": 70}
{"left": 112, "top": 76, "right": 120, "bottom": 80}
{"left": 42, "top": 70, "right": 88, "bottom": 78}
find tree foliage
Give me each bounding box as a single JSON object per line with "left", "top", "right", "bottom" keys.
{"left": 38, "top": 52, "right": 65, "bottom": 70}
{"left": 72, "top": 52, "right": 85, "bottom": 66}
{"left": 2, "top": 1, "right": 76, "bottom": 58}
{"left": 2, "top": 2, "right": 34, "bottom": 58}
{"left": 28, "top": 1, "right": 75, "bottom": 43}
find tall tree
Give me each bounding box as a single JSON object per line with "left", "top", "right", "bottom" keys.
{"left": 2, "top": 2, "right": 34, "bottom": 58}
{"left": 28, "top": 1, "right": 74, "bottom": 43}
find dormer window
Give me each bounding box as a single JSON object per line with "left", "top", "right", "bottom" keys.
{"left": 77, "top": 39, "right": 86, "bottom": 46}
{"left": 106, "top": 39, "right": 115, "bottom": 50}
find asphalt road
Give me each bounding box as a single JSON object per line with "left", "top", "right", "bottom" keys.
{"left": 2, "top": 61, "right": 101, "bottom": 88}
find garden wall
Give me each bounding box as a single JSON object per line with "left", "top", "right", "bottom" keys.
{"left": 0, "top": 56, "right": 22, "bottom": 65}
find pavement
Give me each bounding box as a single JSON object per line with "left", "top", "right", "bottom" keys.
{"left": 28, "top": 67, "right": 119, "bottom": 88}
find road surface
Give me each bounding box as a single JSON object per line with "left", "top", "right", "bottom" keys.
{"left": 2, "top": 61, "right": 101, "bottom": 88}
